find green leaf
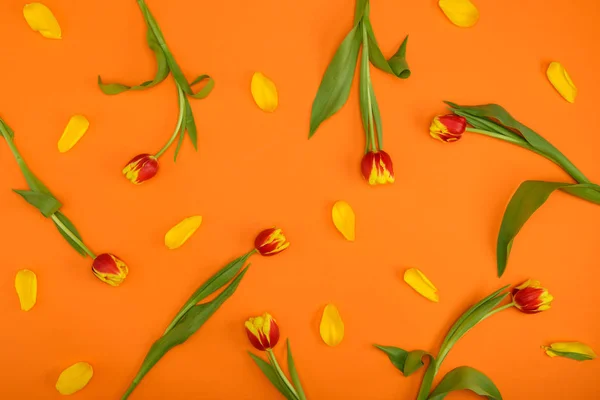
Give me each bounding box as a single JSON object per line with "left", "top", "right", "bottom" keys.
{"left": 374, "top": 345, "right": 431, "bottom": 377}
{"left": 249, "top": 353, "right": 297, "bottom": 400}
{"left": 370, "top": 81, "right": 382, "bottom": 149}
{"left": 52, "top": 211, "right": 88, "bottom": 256}
{"left": 0, "top": 118, "right": 15, "bottom": 140}
{"left": 13, "top": 190, "right": 61, "bottom": 217}
{"left": 366, "top": 19, "right": 410, "bottom": 79}
{"left": 173, "top": 97, "right": 188, "bottom": 163}
{"left": 354, "top": 0, "right": 369, "bottom": 24}
{"left": 163, "top": 251, "right": 253, "bottom": 334}
{"left": 124, "top": 268, "right": 249, "bottom": 397}
{"left": 287, "top": 340, "right": 307, "bottom": 400}
{"left": 497, "top": 180, "right": 600, "bottom": 277}
{"left": 183, "top": 97, "right": 198, "bottom": 150}
{"left": 309, "top": 24, "right": 362, "bottom": 138}
{"left": 358, "top": 23, "right": 371, "bottom": 144}
{"left": 428, "top": 366, "right": 502, "bottom": 400}
{"left": 98, "top": 28, "right": 170, "bottom": 95}
{"left": 187, "top": 75, "right": 215, "bottom": 99}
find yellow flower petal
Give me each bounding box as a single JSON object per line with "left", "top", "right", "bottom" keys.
{"left": 58, "top": 115, "right": 90, "bottom": 153}
{"left": 320, "top": 304, "right": 344, "bottom": 347}
{"left": 165, "top": 216, "right": 203, "bottom": 249}
{"left": 56, "top": 362, "right": 93, "bottom": 395}
{"left": 332, "top": 201, "right": 355, "bottom": 241}
{"left": 403, "top": 268, "right": 439, "bottom": 302}
{"left": 547, "top": 62, "right": 577, "bottom": 103}
{"left": 438, "top": 0, "right": 479, "bottom": 28}
{"left": 251, "top": 72, "right": 278, "bottom": 112}
{"left": 23, "top": 3, "right": 62, "bottom": 39}
{"left": 543, "top": 342, "right": 597, "bottom": 361}
{"left": 15, "top": 270, "right": 37, "bottom": 311}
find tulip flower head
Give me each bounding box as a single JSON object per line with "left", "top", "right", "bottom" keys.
{"left": 91, "top": 253, "right": 129, "bottom": 287}
{"left": 254, "top": 228, "right": 290, "bottom": 256}
{"left": 512, "top": 279, "right": 553, "bottom": 313}
{"left": 361, "top": 150, "right": 395, "bottom": 185}
{"left": 122, "top": 154, "right": 159, "bottom": 184}
{"left": 430, "top": 114, "right": 467, "bottom": 143}
{"left": 245, "top": 313, "right": 280, "bottom": 351}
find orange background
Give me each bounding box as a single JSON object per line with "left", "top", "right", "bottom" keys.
{"left": 1, "top": 0, "right": 599, "bottom": 398}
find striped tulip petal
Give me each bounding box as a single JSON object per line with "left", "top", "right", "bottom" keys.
{"left": 543, "top": 342, "right": 597, "bottom": 361}
{"left": 55, "top": 362, "right": 93, "bottom": 395}
{"left": 547, "top": 62, "right": 577, "bottom": 103}
{"left": 438, "top": 0, "right": 479, "bottom": 28}
{"left": 165, "top": 216, "right": 203, "bottom": 249}
{"left": 23, "top": 3, "right": 62, "bottom": 39}
{"left": 251, "top": 72, "right": 278, "bottom": 112}
{"left": 332, "top": 200, "right": 355, "bottom": 241}
{"left": 404, "top": 268, "right": 439, "bottom": 302}
{"left": 15, "top": 269, "right": 37, "bottom": 311}
{"left": 58, "top": 115, "right": 90, "bottom": 153}
{"left": 320, "top": 304, "right": 344, "bottom": 347}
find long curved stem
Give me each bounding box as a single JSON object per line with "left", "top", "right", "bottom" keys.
{"left": 51, "top": 214, "right": 96, "bottom": 258}
{"left": 154, "top": 86, "right": 186, "bottom": 158}
{"left": 267, "top": 349, "right": 300, "bottom": 400}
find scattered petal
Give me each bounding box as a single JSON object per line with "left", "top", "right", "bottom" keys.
{"left": 332, "top": 201, "right": 355, "bottom": 241}
{"left": 56, "top": 362, "right": 93, "bottom": 395}
{"left": 320, "top": 304, "right": 344, "bottom": 347}
{"left": 58, "top": 115, "right": 90, "bottom": 153}
{"left": 165, "top": 216, "right": 203, "bottom": 249}
{"left": 15, "top": 270, "right": 37, "bottom": 311}
{"left": 23, "top": 3, "right": 62, "bottom": 39}
{"left": 438, "top": 0, "right": 479, "bottom": 28}
{"left": 543, "top": 342, "right": 597, "bottom": 361}
{"left": 251, "top": 72, "right": 278, "bottom": 112}
{"left": 404, "top": 268, "right": 439, "bottom": 302}
{"left": 547, "top": 62, "right": 577, "bottom": 103}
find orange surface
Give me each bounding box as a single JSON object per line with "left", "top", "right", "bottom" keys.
{"left": 1, "top": 0, "right": 599, "bottom": 398}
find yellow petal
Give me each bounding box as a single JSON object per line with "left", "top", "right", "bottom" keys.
{"left": 438, "top": 0, "right": 479, "bottom": 28}
{"left": 56, "top": 362, "right": 93, "bottom": 395}
{"left": 320, "top": 304, "right": 344, "bottom": 347}
{"left": 547, "top": 62, "right": 577, "bottom": 103}
{"left": 332, "top": 201, "right": 355, "bottom": 241}
{"left": 251, "top": 72, "right": 278, "bottom": 112}
{"left": 58, "top": 115, "right": 90, "bottom": 153}
{"left": 165, "top": 216, "right": 203, "bottom": 249}
{"left": 544, "top": 342, "right": 597, "bottom": 361}
{"left": 15, "top": 270, "right": 37, "bottom": 311}
{"left": 23, "top": 3, "right": 62, "bottom": 39}
{"left": 403, "top": 268, "right": 439, "bottom": 302}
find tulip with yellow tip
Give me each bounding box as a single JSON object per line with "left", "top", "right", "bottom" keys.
{"left": 254, "top": 227, "right": 290, "bottom": 256}
{"left": 511, "top": 279, "right": 553, "bottom": 314}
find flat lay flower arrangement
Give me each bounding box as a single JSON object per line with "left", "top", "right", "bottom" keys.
{"left": 1, "top": 0, "right": 599, "bottom": 399}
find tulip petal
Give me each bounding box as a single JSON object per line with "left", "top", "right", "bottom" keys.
{"left": 15, "top": 270, "right": 37, "bottom": 311}
{"left": 58, "top": 115, "right": 90, "bottom": 153}
{"left": 332, "top": 201, "right": 355, "bottom": 241}
{"left": 404, "top": 268, "right": 439, "bottom": 302}
{"left": 320, "top": 304, "right": 344, "bottom": 347}
{"left": 55, "top": 362, "right": 93, "bottom": 395}
{"left": 438, "top": 0, "right": 479, "bottom": 28}
{"left": 23, "top": 3, "right": 62, "bottom": 39}
{"left": 543, "top": 342, "right": 597, "bottom": 361}
{"left": 165, "top": 216, "right": 203, "bottom": 249}
{"left": 251, "top": 72, "right": 278, "bottom": 112}
{"left": 547, "top": 62, "right": 577, "bottom": 103}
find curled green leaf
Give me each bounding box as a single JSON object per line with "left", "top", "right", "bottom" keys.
{"left": 374, "top": 345, "right": 431, "bottom": 377}
{"left": 428, "top": 366, "right": 502, "bottom": 400}
{"left": 13, "top": 190, "right": 62, "bottom": 217}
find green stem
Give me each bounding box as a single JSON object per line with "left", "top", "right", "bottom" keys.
{"left": 121, "top": 376, "right": 141, "bottom": 400}
{"left": 481, "top": 301, "right": 515, "bottom": 320}
{"left": 51, "top": 214, "right": 96, "bottom": 258}
{"left": 267, "top": 349, "right": 300, "bottom": 400}
{"left": 154, "top": 86, "right": 186, "bottom": 158}
{"left": 0, "top": 125, "right": 43, "bottom": 190}
{"left": 361, "top": 22, "right": 377, "bottom": 152}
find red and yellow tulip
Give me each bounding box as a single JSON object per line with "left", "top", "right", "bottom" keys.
{"left": 361, "top": 150, "right": 395, "bottom": 185}
{"left": 254, "top": 228, "right": 290, "bottom": 256}
{"left": 511, "top": 279, "right": 553, "bottom": 313}
{"left": 430, "top": 114, "right": 467, "bottom": 143}
{"left": 245, "top": 313, "right": 280, "bottom": 351}
{"left": 122, "top": 154, "right": 159, "bottom": 184}
{"left": 91, "top": 253, "right": 129, "bottom": 287}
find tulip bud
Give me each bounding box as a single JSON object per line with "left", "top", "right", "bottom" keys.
{"left": 122, "top": 154, "right": 159, "bottom": 184}
{"left": 245, "top": 313, "right": 280, "bottom": 351}
{"left": 511, "top": 279, "right": 553, "bottom": 313}
{"left": 254, "top": 228, "right": 290, "bottom": 256}
{"left": 429, "top": 114, "right": 467, "bottom": 143}
{"left": 361, "top": 150, "right": 395, "bottom": 185}
{"left": 91, "top": 253, "right": 129, "bottom": 287}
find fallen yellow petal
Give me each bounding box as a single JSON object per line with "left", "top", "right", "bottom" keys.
{"left": 15, "top": 270, "right": 37, "bottom": 311}
{"left": 543, "top": 342, "right": 597, "bottom": 361}
{"left": 251, "top": 72, "right": 278, "bottom": 112}
{"left": 165, "top": 216, "right": 203, "bottom": 249}
{"left": 56, "top": 362, "right": 93, "bottom": 395}
{"left": 547, "top": 62, "right": 577, "bottom": 103}
{"left": 23, "top": 3, "right": 62, "bottom": 39}
{"left": 58, "top": 115, "right": 90, "bottom": 153}
{"left": 404, "top": 268, "right": 439, "bottom": 302}
{"left": 320, "top": 304, "right": 344, "bottom": 347}
{"left": 332, "top": 201, "right": 355, "bottom": 241}
{"left": 438, "top": 0, "right": 479, "bottom": 28}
